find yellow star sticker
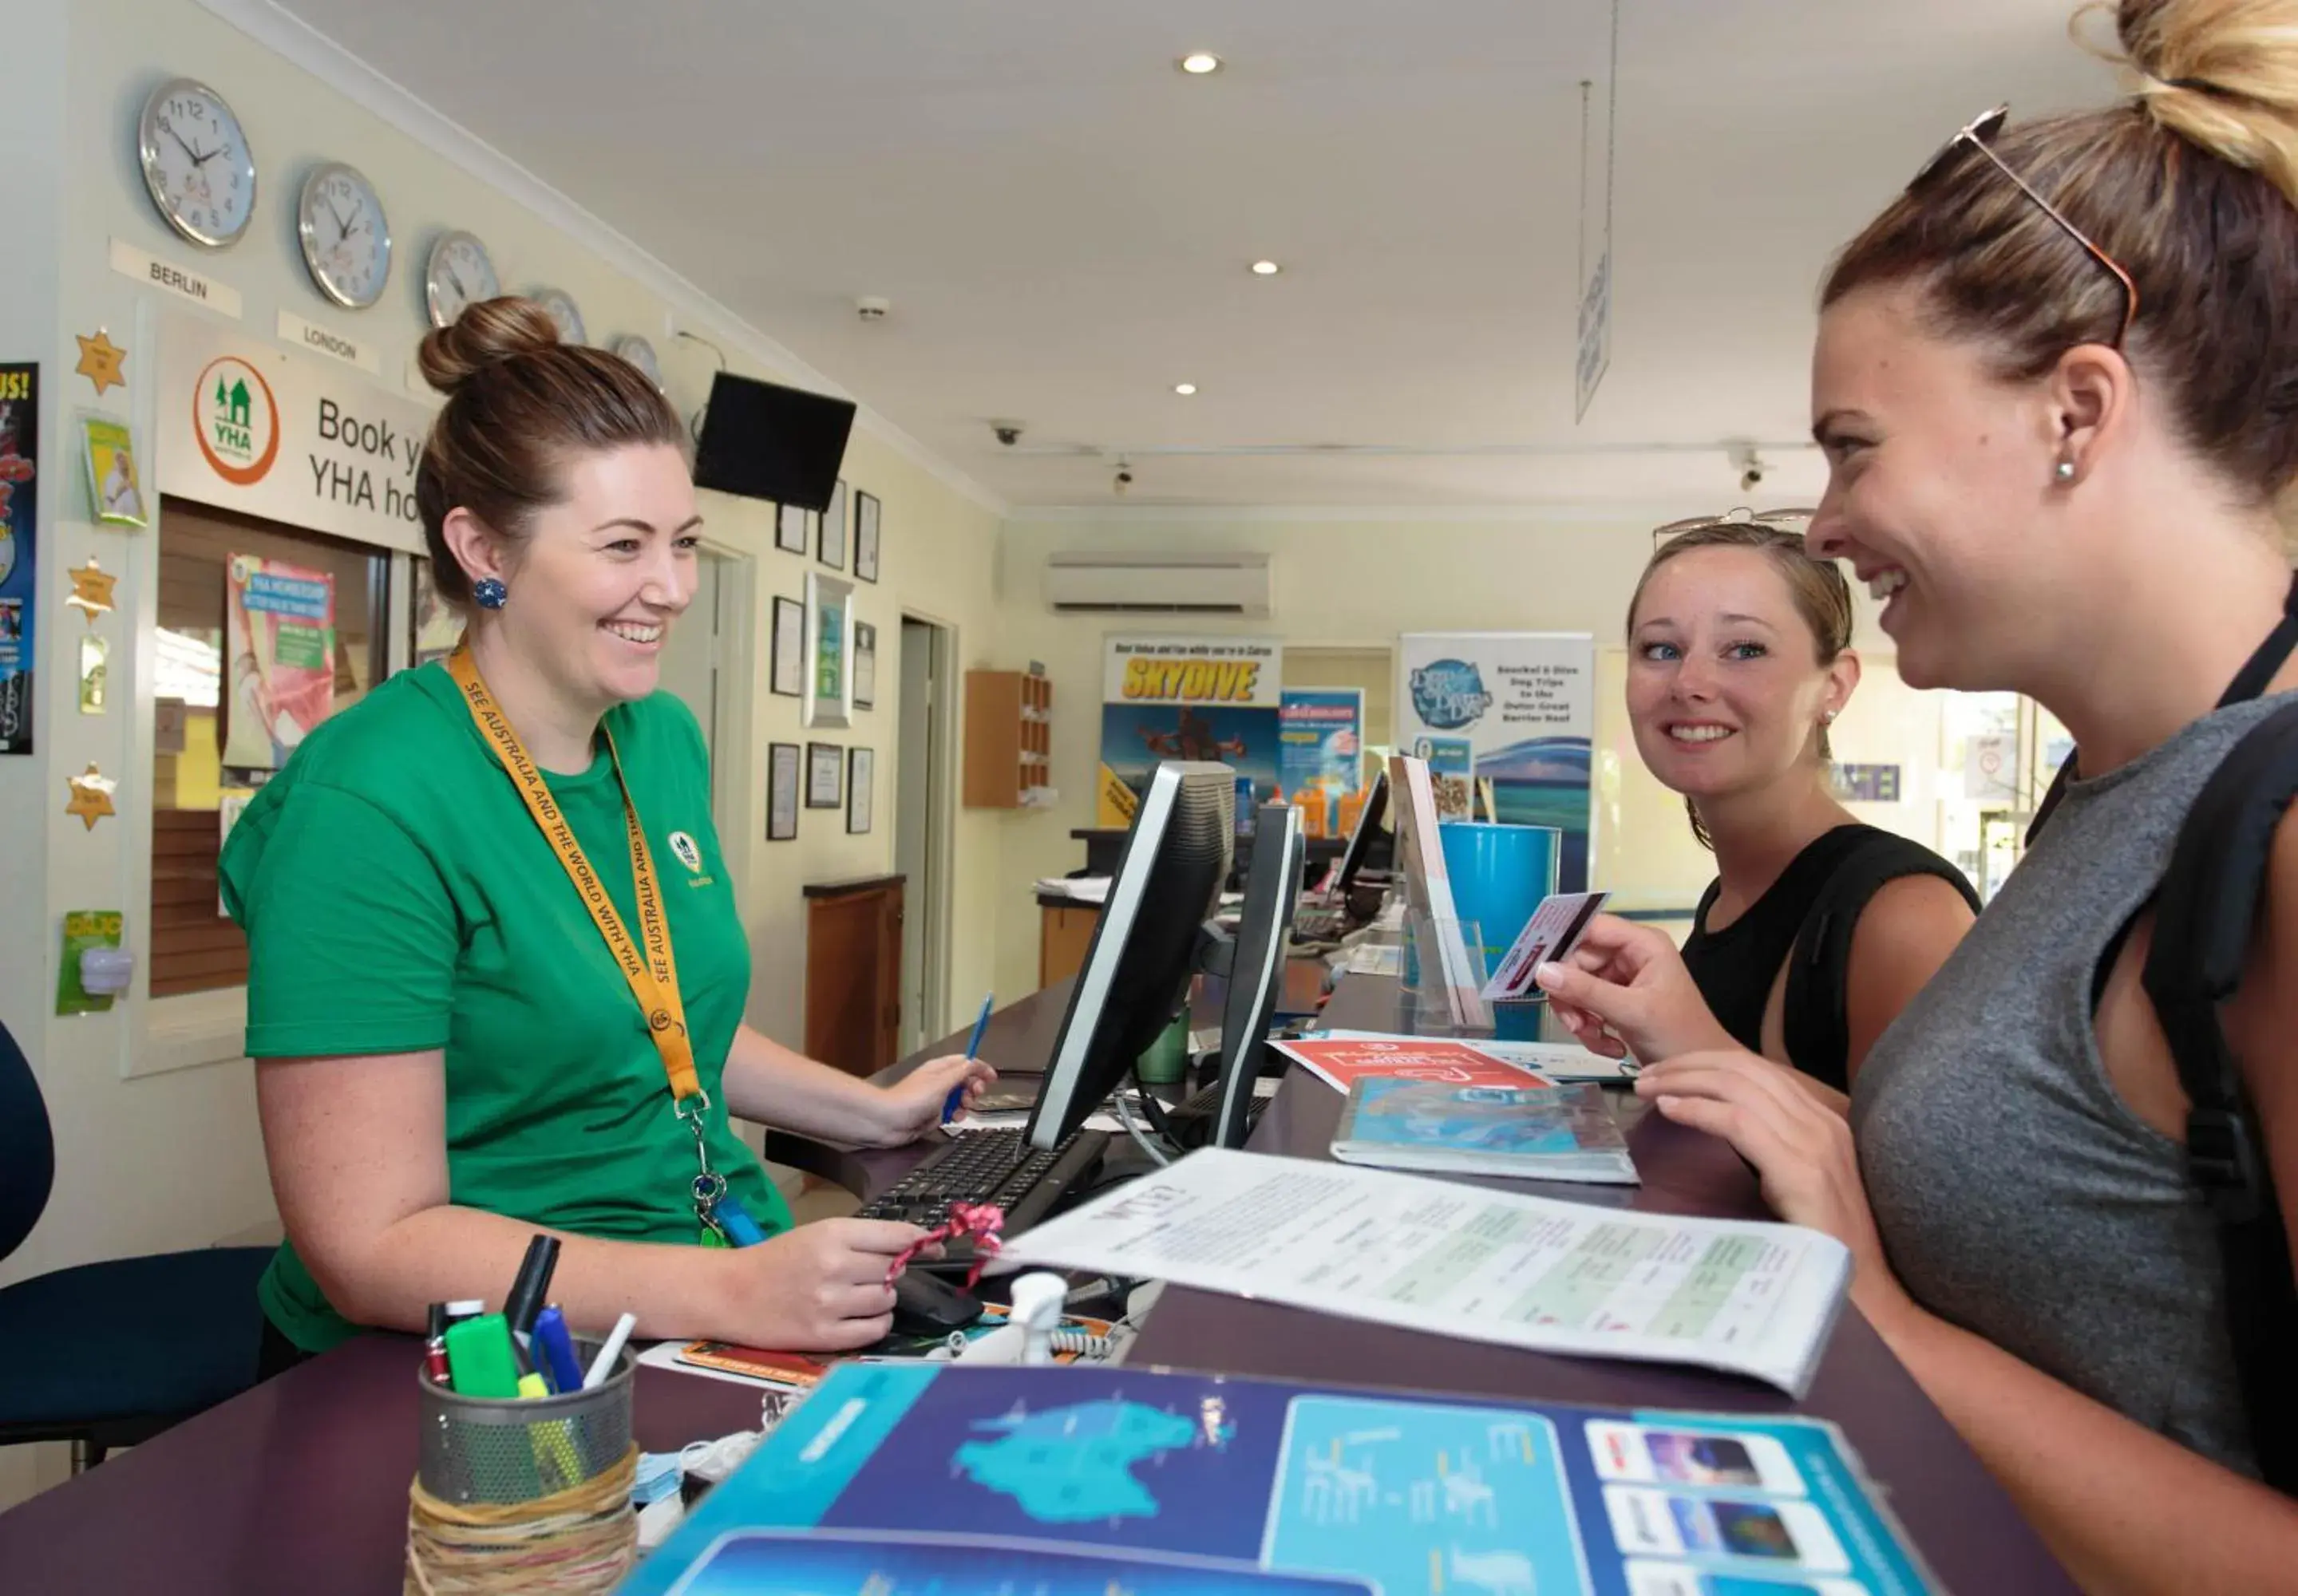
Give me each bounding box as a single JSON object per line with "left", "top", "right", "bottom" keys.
{"left": 65, "top": 559, "right": 116, "bottom": 625}
{"left": 65, "top": 764, "right": 117, "bottom": 831}
{"left": 74, "top": 330, "right": 128, "bottom": 398}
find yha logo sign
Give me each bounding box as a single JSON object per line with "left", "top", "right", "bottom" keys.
{"left": 193, "top": 356, "right": 280, "bottom": 486}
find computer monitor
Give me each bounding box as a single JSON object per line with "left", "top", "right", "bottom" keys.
{"left": 1206, "top": 803, "right": 1306, "bottom": 1150}
{"left": 1327, "top": 768, "right": 1390, "bottom": 903}
{"left": 690, "top": 371, "right": 858, "bottom": 512}
{"left": 1025, "top": 762, "right": 1236, "bottom": 1151}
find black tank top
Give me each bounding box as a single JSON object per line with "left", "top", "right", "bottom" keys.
{"left": 1679, "top": 824, "right": 1980, "bottom": 1092}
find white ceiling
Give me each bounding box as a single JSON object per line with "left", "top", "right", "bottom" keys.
{"left": 261, "top": 0, "right": 2115, "bottom": 511}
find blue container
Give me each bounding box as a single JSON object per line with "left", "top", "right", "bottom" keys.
{"left": 1439, "top": 821, "right": 1560, "bottom": 981}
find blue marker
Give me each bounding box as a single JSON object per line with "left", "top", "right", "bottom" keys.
{"left": 943, "top": 993, "right": 995, "bottom": 1124}
{"left": 530, "top": 1306, "right": 586, "bottom": 1394}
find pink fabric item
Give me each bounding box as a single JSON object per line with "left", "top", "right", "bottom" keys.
{"left": 886, "top": 1202, "right": 1007, "bottom": 1289}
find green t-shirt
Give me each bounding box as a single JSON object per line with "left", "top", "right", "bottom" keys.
{"left": 221, "top": 662, "right": 792, "bottom": 1352}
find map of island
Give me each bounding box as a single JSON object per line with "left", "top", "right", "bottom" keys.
{"left": 955, "top": 1397, "right": 1204, "bottom": 1523}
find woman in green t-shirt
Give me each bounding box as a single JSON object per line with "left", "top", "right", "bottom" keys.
{"left": 223, "top": 298, "right": 988, "bottom": 1361}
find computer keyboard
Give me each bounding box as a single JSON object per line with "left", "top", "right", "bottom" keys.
{"left": 857, "top": 1126, "right": 1109, "bottom": 1250}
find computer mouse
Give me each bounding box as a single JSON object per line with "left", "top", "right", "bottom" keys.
{"left": 890, "top": 1268, "right": 984, "bottom": 1337}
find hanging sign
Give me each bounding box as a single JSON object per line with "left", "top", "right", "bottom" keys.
{"left": 157, "top": 316, "right": 431, "bottom": 555}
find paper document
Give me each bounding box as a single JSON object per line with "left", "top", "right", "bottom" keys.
{"left": 1034, "top": 875, "right": 1111, "bottom": 905}
{"left": 995, "top": 1147, "right": 1850, "bottom": 1396}
{"left": 1318, "top": 1029, "right": 1635, "bottom": 1082}
{"left": 1271, "top": 1034, "right": 1551, "bottom": 1093}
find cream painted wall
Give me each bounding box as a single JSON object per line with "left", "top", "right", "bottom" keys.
{"left": 4, "top": 0, "right": 1006, "bottom": 1310}
{"left": 987, "top": 516, "right": 1952, "bottom": 990}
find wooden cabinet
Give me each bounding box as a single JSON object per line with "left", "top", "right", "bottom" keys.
{"left": 963, "top": 670, "right": 1051, "bottom": 808}
{"left": 803, "top": 875, "right": 905, "bottom": 1077}
{"left": 1039, "top": 901, "right": 1102, "bottom": 989}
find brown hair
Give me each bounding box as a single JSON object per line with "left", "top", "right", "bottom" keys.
{"left": 413, "top": 297, "right": 686, "bottom": 607}
{"left": 1629, "top": 520, "right": 1855, "bottom": 850}
{"left": 1823, "top": 0, "right": 2298, "bottom": 505}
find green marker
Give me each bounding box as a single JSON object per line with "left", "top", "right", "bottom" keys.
{"left": 441, "top": 1313, "right": 522, "bottom": 1400}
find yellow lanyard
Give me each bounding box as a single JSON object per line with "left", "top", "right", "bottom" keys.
{"left": 448, "top": 649, "right": 730, "bottom": 1224}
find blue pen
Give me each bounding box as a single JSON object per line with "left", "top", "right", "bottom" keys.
{"left": 943, "top": 993, "right": 995, "bottom": 1124}
{"left": 531, "top": 1306, "right": 586, "bottom": 1394}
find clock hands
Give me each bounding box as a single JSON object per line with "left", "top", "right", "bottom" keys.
{"left": 164, "top": 124, "right": 200, "bottom": 164}
{"left": 328, "top": 200, "right": 353, "bottom": 243}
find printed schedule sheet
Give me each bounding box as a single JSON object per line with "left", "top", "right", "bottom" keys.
{"left": 999, "top": 1148, "right": 1849, "bottom": 1395}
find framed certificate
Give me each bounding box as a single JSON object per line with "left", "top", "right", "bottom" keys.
{"left": 767, "top": 741, "right": 801, "bottom": 840}
{"left": 853, "top": 490, "right": 880, "bottom": 583}
{"left": 769, "top": 595, "right": 804, "bottom": 698}
{"left": 852, "top": 622, "right": 876, "bottom": 711}
{"left": 806, "top": 741, "right": 843, "bottom": 808}
{"left": 776, "top": 502, "right": 809, "bottom": 555}
{"left": 846, "top": 747, "right": 874, "bottom": 834}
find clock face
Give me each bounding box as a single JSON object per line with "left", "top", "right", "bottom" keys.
{"left": 535, "top": 289, "right": 587, "bottom": 346}
{"left": 138, "top": 78, "right": 258, "bottom": 249}
{"left": 425, "top": 231, "right": 500, "bottom": 329}
{"left": 298, "top": 163, "right": 391, "bottom": 310}
{"left": 611, "top": 335, "right": 663, "bottom": 389}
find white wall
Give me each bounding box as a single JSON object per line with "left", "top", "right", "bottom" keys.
{"left": 5, "top": 0, "right": 1007, "bottom": 1300}
{"left": 987, "top": 513, "right": 1948, "bottom": 990}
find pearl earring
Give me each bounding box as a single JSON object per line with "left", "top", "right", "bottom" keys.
{"left": 2055, "top": 459, "right": 2076, "bottom": 483}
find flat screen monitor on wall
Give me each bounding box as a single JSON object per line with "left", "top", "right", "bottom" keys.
{"left": 690, "top": 372, "right": 857, "bottom": 512}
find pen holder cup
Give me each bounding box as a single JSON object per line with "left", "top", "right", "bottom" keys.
{"left": 416, "top": 1340, "right": 635, "bottom": 1506}
{"left": 408, "top": 1341, "right": 639, "bottom": 1595}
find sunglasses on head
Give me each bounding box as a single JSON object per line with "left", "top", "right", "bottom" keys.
{"left": 1911, "top": 104, "right": 2139, "bottom": 349}
{"left": 1650, "top": 507, "right": 1817, "bottom": 550}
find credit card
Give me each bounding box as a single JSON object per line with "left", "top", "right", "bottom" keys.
{"left": 1482, "top": 890, "right": 1609, "bottom": 1001}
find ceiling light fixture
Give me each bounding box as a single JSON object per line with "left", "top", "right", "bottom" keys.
{"left": 1178, "top": 52, "right": 1224, "bottom": 75}
{"left": 1173, "top": 383, "right": 1198, "bottom": 396}
{"left": 1250, "top": 259, "right": 1282, "bottom": 276}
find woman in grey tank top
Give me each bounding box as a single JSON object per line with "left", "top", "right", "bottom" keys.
{"left": 1535, "top": 2, "right": 2298, "bottom": 1588}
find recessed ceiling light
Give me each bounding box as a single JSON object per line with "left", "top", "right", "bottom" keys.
{"left": 1250, "top": 259, "right": 1282, "bottom": 276}
{"left": 1173, "top": 383, "right": 1198, "bottom": 396}
{"left": 1178, "top": 52, "right": 1224, "bottom": 75}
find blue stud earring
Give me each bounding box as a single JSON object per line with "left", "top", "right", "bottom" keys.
{"left": 473, "top": 577, "right": 508, "bottom": 610}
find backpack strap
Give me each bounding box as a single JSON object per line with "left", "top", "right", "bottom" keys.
{"left": 2142, "top": 698, "right": 2298, "bottom": 1495}
{"left": 1783, "top": 834, "right": 1982, "bottom": 1093}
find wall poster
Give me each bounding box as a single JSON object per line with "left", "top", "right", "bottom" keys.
{"left": 223, "top": 554, "right": 336, "bottom": 770}
{"left": 0, "top": 363, "right": 38, "bottom": 754}
{"left": 1096, "top": 634, "right": 1282, "bottom": 828}
{"left": 1398, "top": 632, "right": 1594, "bottom": 891}
{"left": 1278, "top": 687, "right": 1363, "bottom": 837}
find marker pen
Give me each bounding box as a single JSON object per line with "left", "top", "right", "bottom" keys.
{"left": 504, "top": 1235, "right": 560, "bottom": 1349}
{"left": 424, "top": 1303, "right": 453, "bottom": 1389}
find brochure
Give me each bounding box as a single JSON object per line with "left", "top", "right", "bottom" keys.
{"left": 1313, "top": 1029, "right": 1635, "bottom": 1083}
{"left": 1387, "top": 753, "right": 1490, "bottom": 1030}
{"left": 1331, "top": 1077, "right": 1638, "bottom": 1184}
{"left": 622, "top": 1363, "right": 1936, "bottom": 1596}
{"left": 993, "top": 1148, "right": 1850, "bottom": 1396}
{"left": 1268, "top": 1034, "right": 1551, "bottom": 1094}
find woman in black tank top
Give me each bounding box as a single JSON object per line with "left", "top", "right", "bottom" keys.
{"left": 1627, "top": 519, "right": 1978, "bottom": 1096}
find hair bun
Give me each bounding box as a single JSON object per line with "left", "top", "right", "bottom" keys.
{"left": 2105, "top": 0, "right": 2298, "bottom": 208}
{"left": 417, "top": 297, "right": 562, "bottom": 395}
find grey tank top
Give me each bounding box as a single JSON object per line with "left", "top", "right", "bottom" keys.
{"left": 1853, "top": 692, "right": 2298, "bottom": 1478}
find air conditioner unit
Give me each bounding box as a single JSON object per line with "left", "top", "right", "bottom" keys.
{"left": 1042, "top": 551, "right": 1274, "bottom": 617}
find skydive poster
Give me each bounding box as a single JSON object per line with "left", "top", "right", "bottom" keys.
{"left": 1098, "top": 634, "right": 1282, "bottom": 828}
{"left": 1398, "top": 633, "right": 1594, "bottom": 891}
{"left": 0, "top": 364, "right": 38, "bottom": 756}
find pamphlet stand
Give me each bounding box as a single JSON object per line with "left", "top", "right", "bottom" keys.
{"left": 1405, "top": 914, "right": 1489, "bottom": 1037}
